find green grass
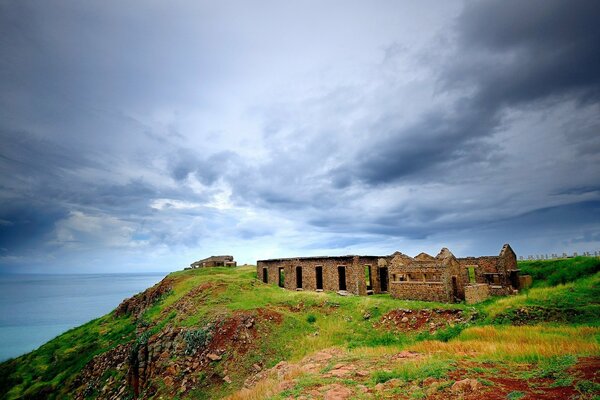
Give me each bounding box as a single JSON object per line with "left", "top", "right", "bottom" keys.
{"left": 519, "top": 256, "right": 600, "bottom": 286}
{"left": 0, "top": 313, "right": 136, "bottom": 400}
{"left": 2, "top": 258, "right": 600, "bottom": 400}
{"left": 481, "top": 271, "right": 600, "bottom": 324}
{"left": 506, "top": 391, "right": 525, "bottom": 400}
{"left": 372, "top": 358, "right": 456, "bottom": 384}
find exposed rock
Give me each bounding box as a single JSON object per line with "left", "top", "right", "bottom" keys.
{"left": 207, "top": 353, "right": 222, "bottom": 361}
{"left": 323, "top": 383, "right": 353, "bottom": 400}
{"left": 451, "top": 378, "right": 482, "bottom": 393}
{"left": 114, "top": 278, "right": 173, "bottom": 319}
{"left": 324, "top": 363, "right": 356, "bottom": 378}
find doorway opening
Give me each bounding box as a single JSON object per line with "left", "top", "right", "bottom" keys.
{"left": 315, "top": 266, "right": 323, "bottom": 290}
{"left": 338, "top": 266, "right": 347, "bottom": 291}
{"left": 452, "top": 276, "right": 459, "bottom": 299}
{"left": 262, "top": 268, "right": 268, "bottom": 283}
{"left": 278, "top": 268, "right": 284, "bottom": 288}
{"left": 296, "top": 266, "right": 303, "bottom": 289}
{"left": 365, "top": 265, "right": 373, "bottom": 291}
{"left": 379, "top": 267, "right": 388, "bottom": 292}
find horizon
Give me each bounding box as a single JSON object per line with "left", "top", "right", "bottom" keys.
{"left": 1, "top": 0, "right": 599, "bottom": 273}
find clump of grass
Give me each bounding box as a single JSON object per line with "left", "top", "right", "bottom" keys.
{"left": 575, "top": 379, "right": 600, "bottom": 394}
{"left": 417, "top": 324, "right": 466, "bottom": 342}
{"left": 506, "top": 391, "right": 525, "bottom": 400}
{"left": 372, "top": 358, "right": 455, "bottom": 384}
{"left": 520, "top": 355, "right": 577, "bottom": 387}
{"left": 306, "top": 314, "right": 317, "bottom": 324}
{"left": 478, "top": 378, "right": 494, "bottom": 386}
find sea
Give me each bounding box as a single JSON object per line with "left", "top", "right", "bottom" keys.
{"left": 0, "top": 273, "right": 166, "bottom": 362}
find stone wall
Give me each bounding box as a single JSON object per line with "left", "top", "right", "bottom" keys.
{"left": 464, "top": 284, "right": 490, "bottom": 304}
{"left": 389, "top": 281, "right": 452, "bottom": 303}
{"left": 256, "top": 244, "right": 522, "bottom": 303}
{"left": 519, "top": 275, "right": 533, "bottom": 289}
{"left": 489, "top": 285, "right": 513, "bottom": 296}
{"left": 257, "top": 255, "right": 389, "bottom": 296}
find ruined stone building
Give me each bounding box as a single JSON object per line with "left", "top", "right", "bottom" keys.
{"left": 190, "top": 255, "right": 237, "bottom": 268}
{"left": 257, "top": 255, "right": 390, "bottom": 296}
{"left": 256, "top": 244, "right": 528, "bottom": 304}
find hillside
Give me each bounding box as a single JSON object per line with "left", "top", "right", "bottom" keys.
{"left": 1, "top": 258, "right": 599, "bottom": 399}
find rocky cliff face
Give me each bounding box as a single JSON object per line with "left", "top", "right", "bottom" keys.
{"left": 69, "top": 277, "right": 282, "bottom": 399}
{"left": 114, "top": 277, "right": 174, "bottom": 319}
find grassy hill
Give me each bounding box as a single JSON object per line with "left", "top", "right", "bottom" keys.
{"left": 1, "top": 257, "right": 599, "bottom": 399}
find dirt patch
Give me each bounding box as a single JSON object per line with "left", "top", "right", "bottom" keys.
{"left": 377, "top": 308, "right": 468, "bottom": 332}
{"left": 569, "top": 356, "right": 600, "bottom": 381}
{"left": 442, "top": 358, "right": 600, "bottom": 400}
{"left": 256, "top": 307, "right": 284, "bottom": 325}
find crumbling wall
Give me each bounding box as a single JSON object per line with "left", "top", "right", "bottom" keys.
{"left": 257, "top": 256, "right": 386, "bottom": 296}
{"left": 519, "top": 275, "right": 533, "bottom": 289}
{"left": 389, "top": 282, "right": 452, "bottom": 302}
{"left": 256, "top": 244, "right": 521, "bottom": 303}
{"left": 489, "top": 285, "right": 513, "bottom": 296}
{"left": 464, "top": 284, "right": 490, "bottom": 304}
{"left": 457, "top": 256, "right": 501, "bottom": 284}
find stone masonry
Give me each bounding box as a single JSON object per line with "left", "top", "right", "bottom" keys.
{"left": 464, "top": 284, "right": 490, "bottom": 304}
{"left": 256, "top": 244, "right": 528, "bottom": 303}
{"left": 256, "top": 255, "right": 388, "bottom": 296}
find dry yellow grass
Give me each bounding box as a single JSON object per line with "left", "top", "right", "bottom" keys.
{"left": 224, "top": 363, "right": 305, "bottom": 400}
{"left": 410, "top": 325, "right": 600, "bottom": 361}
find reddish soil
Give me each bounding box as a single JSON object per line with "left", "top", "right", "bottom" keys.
{"left": 570, "top": 356, "right": 600, "bottom": 381}
{"left": 377, "top": 308, "right": 467, "bottom": 332}
{"left": 444, "top": 357, "right": 600, "bottom": 400}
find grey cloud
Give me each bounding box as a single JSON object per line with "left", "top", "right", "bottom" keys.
{"left": 349, "top": 0, "right": 600, "bottom": 186}
{"left": 452, "top": 0, "right": 600, "bottom": 109}
{"left": 1, "top": 0, "right": 599, "bottom": 271}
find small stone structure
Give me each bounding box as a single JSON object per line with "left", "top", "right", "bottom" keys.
{"left": 256, "top": 244, "right": 528, "bottom": 303}
{"left": 190, "top": 255, "right": 237, "bottom": 268}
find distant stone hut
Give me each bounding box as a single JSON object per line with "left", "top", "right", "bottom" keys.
{"left": 190, "top": 255, "right": 237, "bottom": 268}
{"left": 256, "top": 244, "right": 527, "bottom": 304}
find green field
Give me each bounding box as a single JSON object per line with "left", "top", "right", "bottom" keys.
{"left": 1, "top": 257, "right": 599, "bottom": 399}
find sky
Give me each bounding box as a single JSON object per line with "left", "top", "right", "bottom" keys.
{"left": 1, "top": 0, "right": 599, "bottom": 273}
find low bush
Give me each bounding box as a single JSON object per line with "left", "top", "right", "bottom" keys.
{"left": 183, "top": 327, "right": 212, "bottom": 356}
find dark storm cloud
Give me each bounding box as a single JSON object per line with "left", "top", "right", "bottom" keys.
{"left": 350, "top": 0, "right": 600, "bottom": 185}
{"left": 350, "top": 107, "right": 498, "bottom": 184}
{"left": 455, "top": 0, "right": 600, "bottom": 106}
{"left": 0, "top": 206, "right": 68, "bottom": 253}
{"left": 1, "top": 0, "right": 599, "bottom": 271}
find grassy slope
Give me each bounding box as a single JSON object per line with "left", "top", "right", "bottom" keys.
{"left": 1, "top": 258, "right": 599, "bottom": 399}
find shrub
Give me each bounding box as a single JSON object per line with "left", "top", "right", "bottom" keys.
{"left": 183, "top": 328, "right": 212, "bottom": 356}
{"left": 306, "top": 314, "right": 317, "bottom": 324}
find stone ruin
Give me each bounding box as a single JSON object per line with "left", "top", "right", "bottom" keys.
{"left": 188, "top": 255, "right": 237, "bottom": 269}
{"left": 256, "top": 244, "right": 529, "bottom": 304}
